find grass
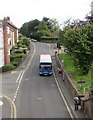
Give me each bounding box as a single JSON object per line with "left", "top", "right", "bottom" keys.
{"left": 58, "top": 53, "right": 92, "bottom": 93}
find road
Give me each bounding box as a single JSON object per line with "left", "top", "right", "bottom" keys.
{"left": 15, "top": 42, "right": 71, "bottom": 118}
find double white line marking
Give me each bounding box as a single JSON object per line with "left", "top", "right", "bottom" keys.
{"left": 13, "top": 42, "right": 36, "bottom": 102}
{"left": 16, "top": 71, "right": 23, "bottom": 83}
{"left": 13, "top": 70, "right": 25, "bottom": 102}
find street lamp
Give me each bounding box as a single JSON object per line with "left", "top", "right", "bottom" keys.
{"left": 61, "top": 46, "right": 65, "bottom": 81}
{"left": 61, "top": 60, "right": 64, "bottom": 81}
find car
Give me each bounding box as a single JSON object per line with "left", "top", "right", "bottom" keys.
{"left": 31, "top": 39, "right": 37, "bottom": 42}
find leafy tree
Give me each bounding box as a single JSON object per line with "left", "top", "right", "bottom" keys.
{"left": 20, "top": 19, "right": 40, "bottom": 37}
{"left": 20, "top": 22, "right": 29, "bottom": 37}
{"left": 38, "top": 21, "right": 51, "bottom": 36}
{"left": 43, "top": 17, "right": 60, "bottom": 32}
{"left": 64, "top": 23, "right": 93, "bottom": 75}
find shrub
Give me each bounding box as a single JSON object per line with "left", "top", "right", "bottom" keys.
{"left": 10, "top": 53, "right": 26, "bottom": 61}
{"left": 14, "top": 49, "right": 23, "bottom": 53}
{"left": 41, "top": 36, "right": 58, "bottom": 40}
{"left": 11, "top": 53, "right": 26, "bottom": 67}
{"left": 2, "top": 64, "right": 16, "bottom": 72}
{"left": 27, "top": 45, "right": 30, "bottom": 50}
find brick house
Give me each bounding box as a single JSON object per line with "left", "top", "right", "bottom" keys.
{"left": 0, "top": 22, "right": 4, "bottom": 67}
{"left": 0, "top": 17, "right": 18, "bottom": 67}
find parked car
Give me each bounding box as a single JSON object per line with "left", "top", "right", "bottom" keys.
{"left": 31, "top": 39, "right": 37, "bottom": 42}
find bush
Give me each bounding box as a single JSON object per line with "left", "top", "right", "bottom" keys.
{"left": 11, "top": 53, "right": 26, "bottom": 67}
{"left": 2, "top": 64, "right": 16, "bottom": 72}
{"left": 10, "top": 53, "right": 26, "bottom": 61}
{"left": 27, "top": 45, "right": 30, "bottom": 50}
{"left": 41, "top": 36, "right": 58, "bottom": 40}
{"left": 11, "top": 58, "right": 22, "bottom": 67}
{"left": 14, "top": 49, "right": 23, "bottom": 53}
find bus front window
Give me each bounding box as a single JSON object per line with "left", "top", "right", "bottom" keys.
{"left": 41, "top": 65, "right": 51, "bottom": 70}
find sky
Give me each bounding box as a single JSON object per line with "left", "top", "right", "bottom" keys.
{"left": 0, "top": 0, "right": 92, "bottom": 28}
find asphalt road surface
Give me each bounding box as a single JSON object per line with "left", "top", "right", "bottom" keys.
{"left": 15, "top": 42, "right": 71, "bottom": 118}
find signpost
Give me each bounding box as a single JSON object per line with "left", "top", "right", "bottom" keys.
{"left": 77, "top": 80, "right": 86, "bottom": 88}
{"left": 77, "top": 81, "right": 86, "bottom": 84}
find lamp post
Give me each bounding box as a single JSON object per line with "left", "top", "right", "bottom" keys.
{"left": 91, "top": 68, "right": 93, "bottom": 119}
{"left": 61, "top": 46, "right": 65, "bottom": 81}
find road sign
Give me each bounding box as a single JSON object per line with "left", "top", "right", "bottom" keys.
{"left": 77, "top": 81, "right": 86, "bottom": 84}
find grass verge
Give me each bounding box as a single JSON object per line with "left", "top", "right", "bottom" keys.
{"left": 58, "top": 53, "right": 91, "bottom": 93}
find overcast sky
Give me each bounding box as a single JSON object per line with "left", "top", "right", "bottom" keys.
{"left": 0, "top": 0, "right": 92, "bottom": 28}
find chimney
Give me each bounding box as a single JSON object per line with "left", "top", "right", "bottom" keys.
{"left": 3, "top": 17, "right": 10, "bottom": 22}
{"left": 7, "top": 16, "right": 10, "bottom": 22}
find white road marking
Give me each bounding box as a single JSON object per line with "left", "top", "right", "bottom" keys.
{"left": 37, "top": 97, "right": 43, "bottom": 100}
{"left": 13, "top": 42, "right": 36, "bottom": 102}
{"left": 16, "top": 71, "right": 23, "bottom": 83}
{"left": 0, "top": 101, "right": 3, "bottom": 106}
{"left": 53, "top": 68, "right": 74, "bottom": 119}
{"left": 13, "top": 70, "right": 25, "bottom": 101}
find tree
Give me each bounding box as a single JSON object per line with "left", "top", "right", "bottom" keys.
{"left": 64, "top": 23, "right": 93, "bottom": 75}
{"left": 43, "top": 17, "right": 60, "bottom": 32}
{"left": 20, "top": 22, "right": 29, "bottom": 37}
{"left": 38, "top": 21, "right": 51, "bottom": 36}
{"left": 20, "top": 19, "right": 40, "bottom": 37}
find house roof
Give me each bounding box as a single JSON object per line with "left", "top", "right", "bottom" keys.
{"left": 0, "top": 17, "right": 18, "bottom": 29}
{"left": 8, "top": 21, "right": 18, "bottom": 29}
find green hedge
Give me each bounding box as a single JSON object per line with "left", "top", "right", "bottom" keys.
{"left": 2, "top": 64, "right": 16, "bottom": 72}
{"left": 10, "top": 53, "right": 26, "bottom": 61}
{"left": 41, "top": 36, "right": 58, "bottom": 40}
{"left": 14, "top": 49, "right": 23, "bottom": 53}
{"left": 1, "top": 53, "right": 26, "bottom": 72}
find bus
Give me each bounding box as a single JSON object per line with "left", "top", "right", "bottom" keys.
{"left": 39, "top": 54, "right": 52, "bottom": 76}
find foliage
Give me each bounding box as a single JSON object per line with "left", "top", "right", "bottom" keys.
{"left": 20, "top": 19, "right": 40, "bottom": 37}
{"left": 38, "top": 21, "right": 51, "bottom": 36}
{"left": 2, "top": 64, "right": 16, "bottom": 72}
{"left": 58, "top": 53, "right": 91, "bottom": 93}
{"left": 43, "top": 17, "right": 60, "bottom": 32}
{"left": 20, "top": 17, "right": 59, "bottom": 40}
{"left": 14, "top": 49, "right": 23, "bottom": 53}
{"left": 63, "top": 23, "right": 93, "bottom": 75}
{"left": 41, "top": 36, "right": 58, "bottom": 40}
{"left": 10, "top": 53, "right": 26, "bottom": 61}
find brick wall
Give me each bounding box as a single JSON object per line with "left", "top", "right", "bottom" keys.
{"left": 8, "top": 24, "right": 18, "bottom": 43}
{"left": 3, "top": 26, "right": 10, "bottom": 64}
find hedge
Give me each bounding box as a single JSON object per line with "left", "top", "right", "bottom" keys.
{"left": 14, "top": 49, "right": 23, "bottom": 53}
{"left": 1, "top": 53, "right": 26, "bottom": 72}
{"left": 10, "top": 53, "right": 26, "bottom": 61}
{"left": 1, "top": 64, "right": 16, "bottom": 72}
{"left": 41, "top": 36, "right": 58, "bottom": 40}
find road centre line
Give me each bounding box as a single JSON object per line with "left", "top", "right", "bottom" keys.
{"left": 52, "top": 68, "right": 74, "bottom": 119}
{"left": 13, "top": 70, "right": 25, "bottom": 102}
{"left": 16, "top": 71, "right": 23, "bottom": 83}
{"left": 13, "top": 42, "right": 36, "bottom": 102}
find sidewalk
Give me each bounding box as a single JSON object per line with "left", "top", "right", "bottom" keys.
{"left": 52, "top": 56, "right": 87, "bottom": 119}
{"left": 0, "top": 43, "right": 34, "bottom": 100}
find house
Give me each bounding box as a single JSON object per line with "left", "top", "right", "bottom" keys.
{"left": 0, "top": 17, "right": 18, "bottom": 67}
{"left": 0, "top": 22, "right": 4, "bottom": 67}
{"left": 2, "top": 17, "right": 18, "bottom": 48}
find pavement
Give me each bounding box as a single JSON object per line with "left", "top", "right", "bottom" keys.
{"left": 1, "top": 42, "right": 87, "bottom": 119}
{"left": 52, "top": 56, "right": 87, "bottom": 119}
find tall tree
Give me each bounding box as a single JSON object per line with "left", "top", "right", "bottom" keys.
{"left": 64, "top": 23, "right": 93, "bottom": 75}
{"left": 38, "top": 21, "right": 51, "bottom": 36}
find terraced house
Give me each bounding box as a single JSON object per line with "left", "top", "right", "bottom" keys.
{"left": 0, "top": 17, "right": 18, "bottom": 67}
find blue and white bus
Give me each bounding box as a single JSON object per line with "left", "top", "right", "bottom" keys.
{"left": 39, "top": 54, "right": 52, "bottom": 76}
